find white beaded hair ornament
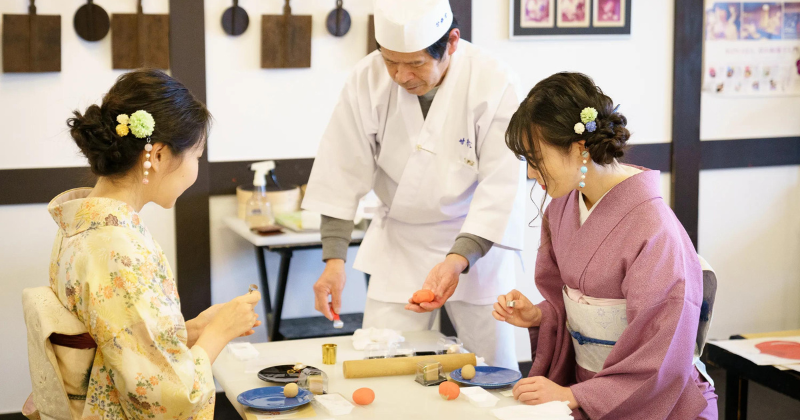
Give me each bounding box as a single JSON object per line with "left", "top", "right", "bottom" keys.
{"left": 116, "top": 110, "right": 155, "bottom": 185}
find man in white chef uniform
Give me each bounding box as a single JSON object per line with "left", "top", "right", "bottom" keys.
{"left": 302, "top": 0, "right": 526, "bottom": 369}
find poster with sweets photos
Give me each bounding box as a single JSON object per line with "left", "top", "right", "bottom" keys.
{"left": 510, "top": 0, "right": 631, "bottom": 38}
{"left": 703, "top": 1, "right": 800, "bottom": 96}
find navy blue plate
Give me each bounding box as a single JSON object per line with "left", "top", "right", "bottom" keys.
{"left": 450, "top": 366, "right": 522, "bottom": 389}
{"left": 237, "top": 387, "right": 314, "bottom": 411}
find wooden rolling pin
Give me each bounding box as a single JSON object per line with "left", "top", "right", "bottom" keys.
{"left": 343, "top": 353, "right": 477, "bottom": 379}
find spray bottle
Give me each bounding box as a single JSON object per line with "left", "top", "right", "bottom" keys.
{"left": 245, "top": 161, "right": 277, "bottom": 229}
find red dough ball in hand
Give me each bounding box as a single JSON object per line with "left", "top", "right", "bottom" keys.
{"left": 412, "top": 289, "right": 435, "bottom": 304}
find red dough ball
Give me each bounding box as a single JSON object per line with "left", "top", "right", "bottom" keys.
{"left": 353, "top": 388, "right": 375, "bottom": 405}
{"left": 439, "top": 381, "right": 460, "bottom": 400}
{"left": 412, "top": 289, "right": 435, "bottom": 304}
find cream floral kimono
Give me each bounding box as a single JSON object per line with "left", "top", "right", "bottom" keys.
{"left": 48, "top": 189, "right": 215, "bottom": 419}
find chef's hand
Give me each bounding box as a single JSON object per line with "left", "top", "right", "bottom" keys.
{"left": 512, "top": 376, "right": 579, "bottom": 410}
{"left": 492, "top": 289, "right": 542, "bottom": 328}
{"left": 314, "top": 259, "right": 346, "bottom": 321}
{"left": 405, "top": 254, "right": 467, "bottom": 313}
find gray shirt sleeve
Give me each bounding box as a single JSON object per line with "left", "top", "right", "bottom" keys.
{"left": 320, "top": 215, "right": 355, "bottom": 262}
{"left": 448, "top": 233, "right": 494, "bottom": 273}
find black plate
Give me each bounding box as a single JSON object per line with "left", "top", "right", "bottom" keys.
{"left": 257, "top": 365, "right": 321, "bottom": 384}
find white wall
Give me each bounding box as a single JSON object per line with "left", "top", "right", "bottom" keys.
{"left": 0, "top": 0, "right": 176, "bottom": 413}
{"left": 698, "top": 166, "right": 800, "bottom": 338}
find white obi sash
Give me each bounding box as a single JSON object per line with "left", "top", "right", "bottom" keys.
{"left": 562, "top": 287, "right": 627, "bottom": 373}
{"left": 562, "top": 285, "right": 715, "bottom": 385}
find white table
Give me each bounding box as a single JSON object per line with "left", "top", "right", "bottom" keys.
{"left": 223, "top": 217, "right": 367, "bottom": 341}
{"left": 213, "top": 331, "right": 522, "bottom": 419}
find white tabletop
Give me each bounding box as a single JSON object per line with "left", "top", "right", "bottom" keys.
{"left": 213, "top": 331, "right": 522, "bottom": 419}
{"left": 224, "top": 217, "right": 366, "bottom": 248}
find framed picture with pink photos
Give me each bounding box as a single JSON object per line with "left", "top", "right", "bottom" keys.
{"left": 511, "top": 0, "right": 631, "bottom": 38}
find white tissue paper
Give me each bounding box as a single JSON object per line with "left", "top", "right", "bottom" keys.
{"left": 313, "top": 393, "right": 355, "bottom": 416}
{"left": 491, "top": 401, "right": 574, "bottom": 420}
{"left": 461, "top": 387, "right": 500, "bottom": 408}
{"left": 351, "top": 328, "right": 405, "bottom": 350}
{"left": 227, "top": 342, "right": 259, "bottom": 361}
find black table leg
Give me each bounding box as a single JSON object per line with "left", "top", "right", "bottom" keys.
{"left": 268, "top": 249, "right": 293, "bottom": 342}
{"left": 254, "top": 246, "right": 272, "bottom": 336}
{"left": 726, "top": 370, "right": 749, "bottom": 420}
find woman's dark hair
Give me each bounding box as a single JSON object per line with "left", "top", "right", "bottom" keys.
{"left": 376, "top": 17, "right": 459, "bottom": 61}
{"left": 67, "top": 69, "right": 211, "bottom": 177}
{"left": 506, "top": 72, "right": 630, "bottom": 231}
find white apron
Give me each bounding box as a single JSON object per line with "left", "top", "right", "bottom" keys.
{"left": 304, "top": 41, "right": 526, "bottom": 305}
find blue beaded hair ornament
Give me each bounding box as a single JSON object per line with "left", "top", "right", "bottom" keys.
{"left": 573, "top": 105, "right": 621, "bottom": 189}
{"left": 573, "top": 108, "right": 597, "bottom": 189}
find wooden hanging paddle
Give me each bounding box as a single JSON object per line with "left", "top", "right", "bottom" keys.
{"left": 111, "top": 0, "right": 169, "bottom": 69}
{"left": 222, "top": 0, "right": 250, "bottom": 36}
{"left": 74, "top": 0, "right": 110, "bottom": 42}
{"left": 262, "top": 0, "right": 311, "bottom": 69}
{"left": 2, "top": 0, "right": 61, "bottom": 73}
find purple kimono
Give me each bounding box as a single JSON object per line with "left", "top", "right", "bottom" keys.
{"left": 528, "top": 169, "right": 718, "bottom": 419}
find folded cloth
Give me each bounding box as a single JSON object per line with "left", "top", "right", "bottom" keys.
{"left": 491, "top": 401, "right": 574, "bottom": 420}
{"left": 351, "top": 328, "right": 404, "bottom": 350}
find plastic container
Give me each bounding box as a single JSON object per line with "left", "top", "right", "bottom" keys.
{"left": 298, "top": 368, "right": 328, "bottom": 395}
{"left": 415, "top": 360, "right": 446, "bottom": 386}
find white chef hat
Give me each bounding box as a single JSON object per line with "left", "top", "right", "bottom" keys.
{"left": 374, "top": 0, "right": 454, "bottom": 53}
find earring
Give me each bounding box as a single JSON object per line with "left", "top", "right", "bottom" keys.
{"left": 143, "top": 138, "right": 153, "bottom": 185}
{"left": 579, "top": 151, "right": 589, "bottom": 189}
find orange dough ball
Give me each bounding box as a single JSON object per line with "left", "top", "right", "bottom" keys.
{"left": 353, "top": 388, "right": 375, "bottom": 405}
{"left": 412, "top": 289, "right": 435, "bottom": 304}
{"left": 439, "top": 381, "right": 460, "bottom": 401}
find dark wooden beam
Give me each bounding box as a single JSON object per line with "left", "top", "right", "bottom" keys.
{"left": 170, "top": 0, "right": 210, "bottom": 320}
{"left": 623, "top": 143, "right": 672, "bottom": 173}
{"left": 670, "top": 0, "right": 704, "bottom": 249}
{"left": 0, "top": 167, "right": 95, "bottom": 205}
{"left": 209, "top": 158, "right": 315, "bottom": 196}
{"left": 701, "top": 137, "right": 800, "bottom": 170}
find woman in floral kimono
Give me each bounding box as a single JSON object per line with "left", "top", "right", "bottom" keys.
{"left": 492, "top": 73, "right": 718, "bottom": 419}
{"left": 48, "top": 69, "right": 261, "bottom": 419}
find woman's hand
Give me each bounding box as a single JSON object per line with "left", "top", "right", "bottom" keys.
{"left": 194, "top": 291, "right": 262, "bottom": 364}
{"left": 206, "top": 291, "right": 262, "bottom": 341}
{"left": 492, "top": 289, "right": 542, "bottom": 328}
{"left": 188, "top": 301, "right": 263, "bottom": 346}
{"left": 512, "top": 376, "right": 579, "bottom": 410}
{"left": 186, "top": 303, "right": 223, "bottom": 347}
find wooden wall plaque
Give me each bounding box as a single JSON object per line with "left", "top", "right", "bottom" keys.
{"left": 111, "top": 1, "right": 169, "bottom": 69}
{"left": 261, "top": 0, "right": 312, "bottom": 69}
{"left": 2, "top": 1, "right": 61, "bottom": 73}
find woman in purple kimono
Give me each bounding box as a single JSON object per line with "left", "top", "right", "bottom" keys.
{"left": 493, "top": 72, "right": 718, "bottom": 419}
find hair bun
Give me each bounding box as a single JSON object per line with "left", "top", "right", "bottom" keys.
{"left": 586, "top": 111, "right": 630, "bottom": 165}
{"left": 68, "top": 104, "right": 139, "bottom": 176}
